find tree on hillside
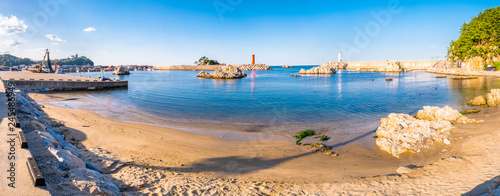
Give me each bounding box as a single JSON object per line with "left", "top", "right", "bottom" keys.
{"left": 448, "top": 6, "right": 500, "bottom": 67}
{"left": 195, "top": 56, "right": 219, "bottom": 65}
{"left": 55, "top": 56, "right": 94, "bottom": 66}
{"left": 0, "top": 54, "right": 95, "bottom": 67}
{"left": 0, "top": 54, "right": 36, "bottom": 67}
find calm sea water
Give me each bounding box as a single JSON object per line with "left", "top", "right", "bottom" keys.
{"left": 54, "top": 66, "right": 500, "bottom": 146}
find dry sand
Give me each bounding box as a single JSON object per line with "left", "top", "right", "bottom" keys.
{"left": 29, "top": 93, "right": 500, "bottom": 195}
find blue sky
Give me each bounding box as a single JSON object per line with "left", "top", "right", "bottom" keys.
{"left": 0, "top": 0, "right": 498, "bottom": 65}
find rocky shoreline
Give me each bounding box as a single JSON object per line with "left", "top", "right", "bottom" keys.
{"left": 13, "top": 90, "right": 121, "bottom": 195}
{"left": 427, "top": 68, "right": 500, "bottom": 77}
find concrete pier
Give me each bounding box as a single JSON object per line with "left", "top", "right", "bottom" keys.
{"left": 0, "top": 71, "right": 128, "bottom": 91}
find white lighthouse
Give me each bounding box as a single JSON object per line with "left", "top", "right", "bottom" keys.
{"left": 338, "top": 52, "right": 342, "bottom": 62}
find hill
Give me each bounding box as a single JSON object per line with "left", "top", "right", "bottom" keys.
{"left": 0, "top": 54, "right": 36, "bottom": 67}
{"left": 448, "top": 6, "right": 500, "bottom": 69}
{"left": 56, "top": 56, "right": 94, "bottom": 66}
{"left": 0, "top": 54, "right": 94, "bottom": 67}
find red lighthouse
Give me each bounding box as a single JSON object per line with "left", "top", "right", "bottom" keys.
{"left": 252, "top": 54, "right": 255, "bottom": 65}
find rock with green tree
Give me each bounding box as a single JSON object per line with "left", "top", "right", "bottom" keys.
{"left": 194, "top": 56, "right": 220, "bottom": 65}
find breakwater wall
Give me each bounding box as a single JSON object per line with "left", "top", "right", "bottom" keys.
{"left": 156, "top": 65, "right": 221, "bottom": 71}
{"left": 156, "top": 64, "right": 271, "bottom": 71}
{"left": 335, "top": 60, "right": 439, "bottom": 71}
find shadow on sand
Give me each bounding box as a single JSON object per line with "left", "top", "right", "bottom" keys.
{"left": 103, "top": 152, "right": 315, "bottom": 176}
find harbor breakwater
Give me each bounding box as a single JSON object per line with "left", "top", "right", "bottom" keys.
{"left": 156, "top": 64, "right": 271, "bottom": 71}
{"left": 338, "top": 60, "right": 440, "bottom": 71}
{"left": 157, "top": 61, "right": 440, "bottom": 72}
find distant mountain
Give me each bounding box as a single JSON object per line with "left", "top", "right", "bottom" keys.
{"left": 0, "top": 54, "right": 94, "bottom": 67}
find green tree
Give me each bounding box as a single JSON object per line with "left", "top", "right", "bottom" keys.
{"left": 55, "top": 56, "right": 94, "bottom": 66}
{"left": 195, "top": 56, "right": 219, "bottom": 65}
{"left": 0, "top": 54, "right": 36, "bottom": 67}
{"left": 449, "top": 7, "right": 500, "bottom": 64}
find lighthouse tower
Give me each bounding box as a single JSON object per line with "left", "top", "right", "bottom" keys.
{"left": 338, "top": 52, "right": 342, "bottom": 62}
{"left": 252, "top": 54, "right": 255, "bottom": 65}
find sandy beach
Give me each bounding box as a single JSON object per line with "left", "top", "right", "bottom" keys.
{"left": 27, "top": 92, "right": 500, "bottom": 195}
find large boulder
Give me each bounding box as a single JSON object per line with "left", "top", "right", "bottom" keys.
{"left": 415, "top": 106, "right": 462, "bottom": 121}
{"left": 486, "top": 89, "right": 500, "bottom": 107}
{"left": 484, "top": 176, "right": 500, "bottom": 196}
{"left": 468, "top": 96, "right": 487, "bottom": 106}
{"left": 196, "top": 65, "right": 247, "bottom": 79}
{"left": 56, "top": 168, "right": 120, "bottom": 195}
{"left": 299, "top": 64, "right": 337, "bottom": 74}
{"left": 48, "top": 147, "right": 86, "bottom": 171}
{"left": 375, "top": 114, "right": 454, "bottom": 158}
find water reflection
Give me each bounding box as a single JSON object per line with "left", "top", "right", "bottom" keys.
{"left": 212, "top": 78, "right": 241, "bottom": 90}
{"left": 449, "top": 77, "right": 500, "bottom": 104}
{"left": 251, "top": 71, "right": 256, "bottom": 93}
{"left": 63, "top": 70, "right": 500, "bottom": 140}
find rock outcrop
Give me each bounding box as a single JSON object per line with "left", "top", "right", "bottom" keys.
{"left": 308, "top": 143, "right": 338, "bottom": 156}
{"left": 416, "top": 105, "right": 482, "bottom": 124}
{"left": 486, "top": 89, "right": 500, "bottom": 107}
{"left": 415, "top": 106, "right": 462, "bottom": 121}
{"left": 377, "top": 61, "right": 407, "bottom": 72}
{"left": 196, "top": 65, "right": 247, "bottom": 79}
{"left": 375, "top": 113, "right": 454, "bottom": 158}
{"left": 376, "top": 105, "right": 483, "bottom": 158}
{"left": 321, "top": 62, "right": 348, "bottom": 70}
{"left": 468, "top": 96, "right": 487, "bottom": 106}
{"left": 299, "top": 64, "right": 337, "bottom": 74}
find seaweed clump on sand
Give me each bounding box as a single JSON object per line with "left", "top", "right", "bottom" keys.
{"left": 460, "top": 109, "right": 481, "bottom": 115}
{"left": 314, "top": 135, "right": 330, "bottom": 141}
{"left": 293, "top": 130, "right": 338, "bottom": 156}
{"left": 294, "top": 130, "right": 315, "bottom": 145}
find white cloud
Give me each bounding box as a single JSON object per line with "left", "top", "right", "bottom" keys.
{"left": 45, "top": 34, "right": 66, "bottom": 42}
{"left": 51, "top": 42, "right": 60, "bottom": 46}
{"left": 83, "top": 27, "right": 96, "bottom": 32}
{"left": 0, "top": 14, "right": 28, "bottom": 35}
{"left": 0, "top": 39, "right": 22, "bottom": 47}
